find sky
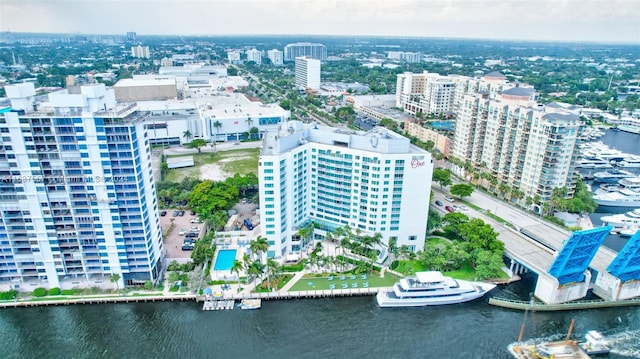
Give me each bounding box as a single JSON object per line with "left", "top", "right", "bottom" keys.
{"left": 0, "top": 0, "right": 639, "bottom": 43}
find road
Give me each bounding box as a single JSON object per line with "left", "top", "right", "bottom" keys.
{"left": 431, "top": 187, "right": 617, "bottom": 274}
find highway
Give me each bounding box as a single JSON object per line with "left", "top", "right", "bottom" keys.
{"left": 431, "top": 187, "right": 618, "bottom": 275}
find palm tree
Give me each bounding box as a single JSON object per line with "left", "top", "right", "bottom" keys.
{"left": 246, "top": 260, "right": 265, "bottom": 283}
{"left": 182, "top": 130, "right": 192, "bottom": 143}
{"left": 231, "top": 259, "right": 244, "bottom": 290}
{"left": 213, "top": 120, "right": 222, "bottom": 142}
{"left": 264, "top": 258, "right": 280, "bottom": 292}
{"left": 246, "top": 116, "right": 254, "bottom": 130}
{"left": 110, "top": 273, "right": 121, "bottom": 291}
{"left": 387, "top": 237, "right": 398, "bottom": 265}
{"left": 254, "top": 235, "right": 270, "bottom": 262}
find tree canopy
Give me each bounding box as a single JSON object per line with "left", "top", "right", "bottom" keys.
{"left": 450, "top": 183, "right": 474, "bottom": 198}
{"left": 432, "top": 168, "right": 452, "bottom": 188}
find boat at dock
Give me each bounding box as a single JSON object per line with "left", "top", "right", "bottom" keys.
{"left": 375, "top": 271, "right": 495, "bottom": 307}
{"left": 593, "top": 177, "right": 640, "bottom": 207}
{"left": 592, "top": 169, "right": 635, "bottom": 183}
{"left": 239, "top": 299, "right": 261, "bottom": 310}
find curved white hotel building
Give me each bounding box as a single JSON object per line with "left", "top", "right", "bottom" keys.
{"left": 258, "top": 121, "right": 433, "bottom": 259}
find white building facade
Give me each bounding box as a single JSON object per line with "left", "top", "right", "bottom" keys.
{"left": 258, "top": 121, "right": 433, "bottom": 259}
{"left": 284, "top": 42, "right": 327, "bottom": 61}
{"left": 246, "top": 49, "right": 262, "bottom": 65}
{"left": 295, "top": 57, "right": 321, "bottom": 90}
{"left": 0, "top": 83, "right": 164, "bottom": 291}
{"left": 267, "top": 49, "right": 284, "bottom": 65}
{"left": 130, "top": 45, "right": 150, "bottom": 59}
{"left": 453, "top": 89, "right": 582, "bottom": 205}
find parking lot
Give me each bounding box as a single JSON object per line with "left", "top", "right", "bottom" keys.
{"left": 160, "top": 209, "right": 204, "bottom": 261}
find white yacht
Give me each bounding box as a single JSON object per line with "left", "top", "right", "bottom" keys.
{"left": 376, "top": 271, "right": 496, "bottom": 307}
{"left": 593, "top": 177, "right": 640, "bottom": 207}
{"left": 576, "top": 157, "right": 612, "bottom": 169}
{"left": 601, "top": 208, "right": 640, "bottom": 229}
{"left": 592, "top": 169, "right": 635, "bottom": 183}
{"left": 616, "top": 155, "right": 640, "bottom": 168}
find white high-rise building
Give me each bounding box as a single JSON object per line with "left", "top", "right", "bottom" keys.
{"left": 267, "top": 49, "right": 283, "bottom": 65}
{"left": 246, "top": 49, "right": 262, "bottom": 65}
{"left": 295, "top": 57, "right": 321, "bottom": 90}
{"left": 395, "top": 71, "right": 457, "bottom": 115}
{"left": 227, "top": 51, "right": 241, "bottom": 64}
{"left": 453, "top": 86, "right": 582, "bottom": 206}
{"left": 284, "top": 42, "right": 327, "bottom": 61}
{"left": 0, "top": 83, "right": 164, "bottom": 291}
{"left": 258, "top": 121, "right": 433, "bottom": 259}
{"left": 130, "top": 45, "right": 150, "bottom": 58}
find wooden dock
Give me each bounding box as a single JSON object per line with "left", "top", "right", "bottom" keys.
{"left": 489, "top": 297, "right": 640, "bottom": 311}
{"left": 0, "top": 294, "right": 197, "bottom": 309}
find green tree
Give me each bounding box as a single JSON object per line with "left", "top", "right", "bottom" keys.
{"left": 189, "top": 138, "right": 207, "bottom": 153}
{"left": 427, "top": 209, "right": 442, "bottom": 233}
{"left": 432, "top": 168, "right": 452, "bottom": 188}
{"left": 231, "top": 259, "right": 244, "bottom": 289}
{"left": 450, "top": 183, "right": 474, "bottom": 199}
{"left": 110, "top": 273, "right": 121, "bottom": 291}
{"left": 213, "top": 120, "right": 222, "bottom": 141}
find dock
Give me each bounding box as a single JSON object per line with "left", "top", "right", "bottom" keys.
{"left": 489, "top": 297, "right": 640, "bottom": 311}
{"left": 202, "top": 299, "right": 235, "bottom": 311}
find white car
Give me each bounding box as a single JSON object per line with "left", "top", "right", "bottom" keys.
{"left": 190, "top": 218, "right": 201, "bottom": 223}
{"left": 190, "top": 226, "right": 199, "bottom": 232}
{"left": 445, "top": 196, "right": 455, "bottom": 202}
{"left": 459, "top": 205, "right": 469, "bottom": 211}
{"left": 178, "top": 228, "right": 186, "bottom": 236}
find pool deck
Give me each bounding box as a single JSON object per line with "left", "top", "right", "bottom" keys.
{"left": 211, "top": 237, "right": 251, "bottom": 281}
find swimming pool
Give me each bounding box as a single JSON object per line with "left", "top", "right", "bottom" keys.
{"left": 213, "top": 249, "right": 237, "bottom": 271}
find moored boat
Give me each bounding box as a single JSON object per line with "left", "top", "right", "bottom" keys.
{"left": 508, "top": 319, "right": 592, "bottom": 359}
{"left": 375, "top": 271, "right": 495, "bottom": 307}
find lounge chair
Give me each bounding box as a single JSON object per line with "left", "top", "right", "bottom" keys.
{"left": 308, "top": 281, "right": 314, "bottom": 286}
{"left": 339, "top": 275, "right": 346, "bottom": 280}
{"left": 328, "top": 276, "right": 334, "bottom": 281}
{"left": 350, "top": 275, "right": 356, "bottom": 280}
{"left": 341, "top": 283, "right": 348, "bottom": 289}
{"left": 352, "top": 283, "right": 358, "bottom": 288}
{"left": 363, "top": 282, "right": 369, "bottom": 288}
{"left": 329, "top": 284, "right": 336, "bottom": 289}
{"left": 361, "top": 274, "right": 367, "bottom": 280}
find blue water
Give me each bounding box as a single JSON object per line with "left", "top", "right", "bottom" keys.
{"left": 213, "top": 249, "right": 237, "bottom": 270}
{"left": 430, "top": 121, "right": 454, "bottom": 131}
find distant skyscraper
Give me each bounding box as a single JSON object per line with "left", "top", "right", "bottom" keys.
{"left": 284, "top": 42, "right": 327, "bottom": 61}
{"left": 130, "top": 45, "right": 150, "bottom": 59}
{"left": 245, "top": 49, "right": 262, "bottom": 65}
{"left": 267, "top": 49, "right": 283, "bottom": 65}
{"left": 126, "top": 32, "right": 137, "bottom": 42}
{"left": 0, "top": 83, "right": 164, "bottom": 291}
{"left": 295, "top": 57, "right": 321, "bottom": 90}
{"left": 227, "top": 51, "right": 241, "bottom": 64}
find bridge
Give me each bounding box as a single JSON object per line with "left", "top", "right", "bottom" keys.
{"left": 432, "top": 189, "right": 640, "bottom": 304}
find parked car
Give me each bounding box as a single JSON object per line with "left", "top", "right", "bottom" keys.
{"left": 178, "top": 228, "right": 186, "bottom": 236}
{"left": 445, "top": 196, "right": 455, "bottom": 202}
{"left": 173, "top": 210, "right": 179, "bottom": 217}
{"left": 181, "top": 244, "right": 194, "bottom": 251}
{"left": 445, "top": 206, "right": 455, "bottom": 213}
{"left": 459, "top": 205, "right": 469, "bottom": 212}
{"left": 185, "top": 232, "right": 199, "bottom": 238}
{"left": 190, "top": 226, "right": 199, "bottom": 232}
{"left": 183, "top": 238, "right": 196, "bottom": 245}
{"left": 244, "top": 218, "right": 254, "bottom": 230}
{"left": 178, "top": 210, "right": 185, "bottom": 216}
{"left": 435, "top": 200, "right": 443, "bottom": 206}
{"left": 160, "top": 210, "right": 167, "bottom": 216}
{"left": 190, "top": 218, "right": 201, "bottom": 223}
{"left": 190, "top": 210, "right": 196, "bottom": 216}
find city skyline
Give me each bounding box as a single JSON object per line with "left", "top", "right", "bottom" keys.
{"left": 0, "top": 0, "right": 638, "bottom": 44}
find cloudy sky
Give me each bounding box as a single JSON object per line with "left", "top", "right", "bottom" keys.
{"left": 1, "top": 0, "right": 638, "bottom": 43}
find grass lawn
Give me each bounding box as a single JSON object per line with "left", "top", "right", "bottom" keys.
{"left": 254, "top": 274, "right": 294, "bottom": 293}
{"left": 426, "top": 237, "right": 451, "bottom": 246}
{"left": 288, "top": 272, "right": 400, "bottom": 292}
{"left": 165, "top": 148, "right": 260, "bottom": 182}
{"left": 394, "top": 260, "right": 426, "bottom": 275}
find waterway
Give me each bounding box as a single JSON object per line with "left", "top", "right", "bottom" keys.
{"left": 2, "top": 129, "right": 640, "bottom": 359}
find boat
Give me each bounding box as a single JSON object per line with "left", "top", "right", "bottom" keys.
{"left": 375, "top": 271, "right": 496, "bottom": 307}
{"left": 616, "top": 155, "right": 640, "bottom": 168}
{"left": 620, "top": 229, "right": 637, "bottom": 237}
{"left": 600, "top": 208, "right": 640, "bottom": 228}
{"left": 508, "top": 318, "right": 592, "bottom": 359}
{"left": 579, "top": 330, "right": 610, "bottom": 356}
{"left": 592, "top": 169, "right": 635, "bottom": 183}
{"left": 593, "top": 177, "right": 640, "bottom": 207}
{"left": 576, "top": 157, "right": 612, "bottom": 169}
{"left": 239, "top": 299, "right": 261, "bottom": 310}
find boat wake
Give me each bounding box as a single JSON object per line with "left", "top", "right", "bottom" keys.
{"left": 606, "top": 330, "right": 640, "bottom": 357}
